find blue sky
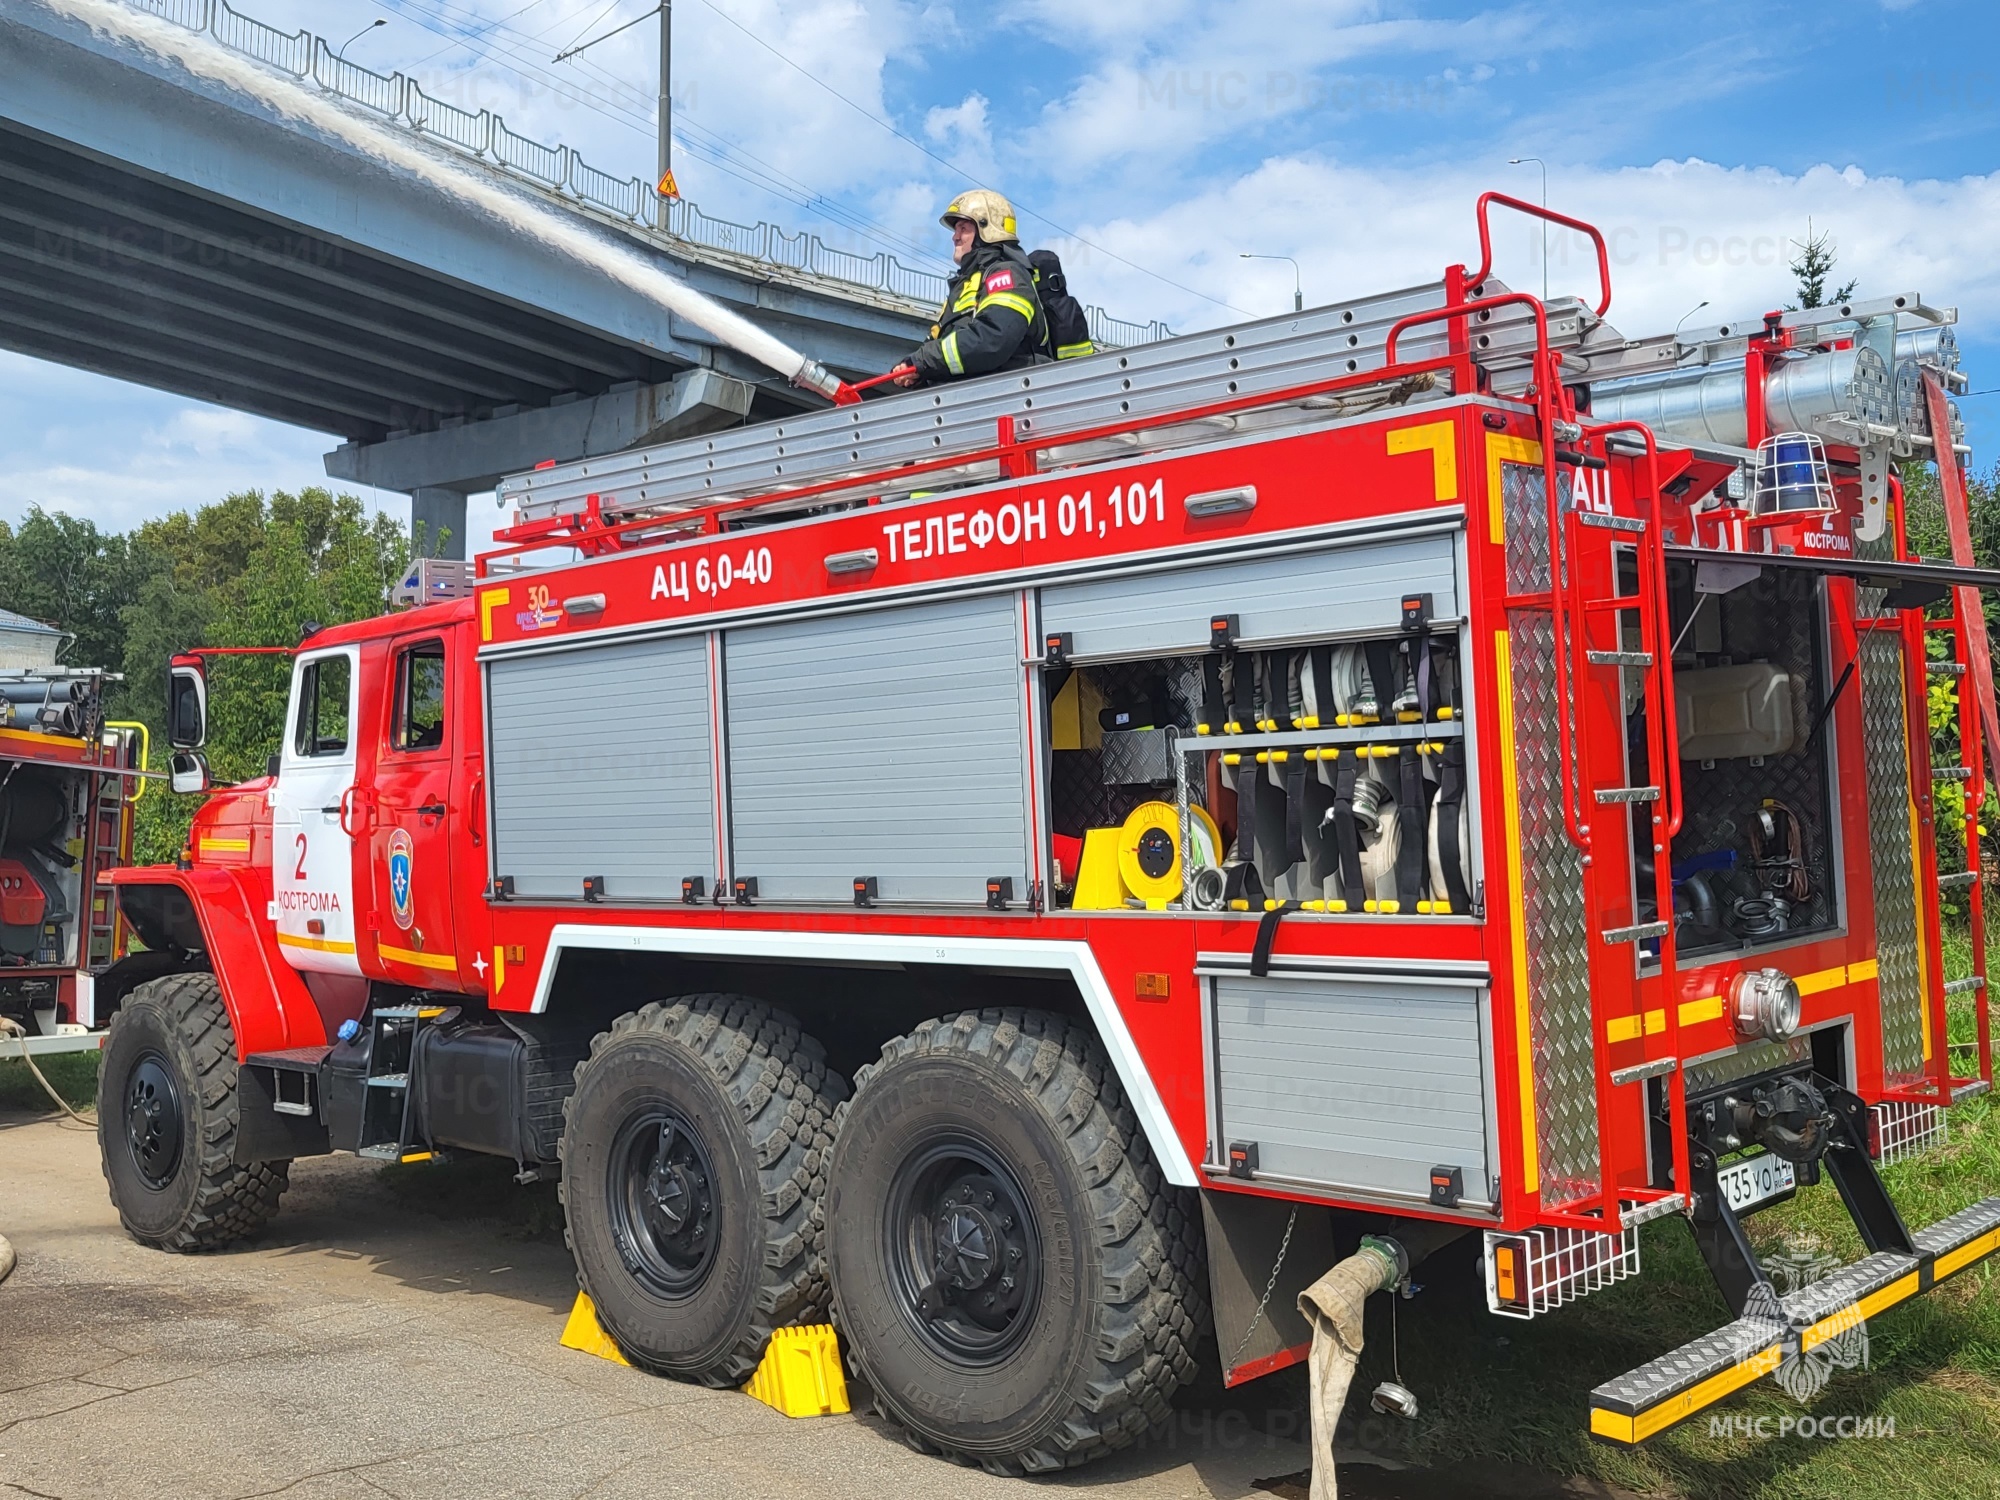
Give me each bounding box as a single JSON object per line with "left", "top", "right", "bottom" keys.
{"left": 5, "top": 0, "right": 1998, "bottom": 544}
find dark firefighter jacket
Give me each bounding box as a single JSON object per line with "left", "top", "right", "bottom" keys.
{"left": 1029, "top": 249, "right": 1094, "bottom": 359}
{"left": 909, "top": 241, "right": 1049, "bottom": 384}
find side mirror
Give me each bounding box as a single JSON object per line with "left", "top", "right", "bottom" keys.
{"left": 166, "top": 657, "right": 207, "bottom": 750}
{"left": 169, "top": 750, "right": 211, "bottom": 795}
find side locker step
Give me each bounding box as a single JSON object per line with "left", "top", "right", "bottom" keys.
{"left": 238, "top": 1046, "right": 335, "bottom": 1164}
{"left": 352, "top": 1005, "right": 445, "bottom": 1163}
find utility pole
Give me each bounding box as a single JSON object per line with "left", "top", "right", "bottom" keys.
{"left": 1238, "top": 253, "right": 1303, "bottom": 313}
{"left": 554, "top": 4, "right": 676, "bottom": 198}
{"left": 657, "top": 0, "right": 676, "bottom": 199}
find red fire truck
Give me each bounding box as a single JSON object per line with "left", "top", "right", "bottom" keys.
{"left": 0, "top": 647, "right": 146, "bottom": 1055}
{"left": 99, "top": 195, "right": 2000, "bottom": 1468}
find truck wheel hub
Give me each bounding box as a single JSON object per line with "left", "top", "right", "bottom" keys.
{"left": 934, "top": 1197, "right": 1000, "bottom": 1290}
{"left": 891, "top": 1148, "right": 1041, "bottom": 1365}
{"left": 125, "top": 1053, "right": 184, "bottom": 1189}
{"left": 612, "top": 1110, "right": 719, "bottom": 1297}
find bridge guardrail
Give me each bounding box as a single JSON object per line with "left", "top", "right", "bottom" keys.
{"left": 125, "top": 0, "right": 1175, "bottom": 351}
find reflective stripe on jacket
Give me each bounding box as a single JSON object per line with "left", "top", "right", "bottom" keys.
{"left": 910, "top": 243, "right": 1049, "bottom": 384}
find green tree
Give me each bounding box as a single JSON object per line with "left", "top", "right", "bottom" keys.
{"left": 61, "top": 487, "right": 414, "bottom": 863}
{"left": 1786, "top": 219, "right": 1858, "bottom": 311}
{"left": 0, "top": 508, "right": 142, "bottom": 682}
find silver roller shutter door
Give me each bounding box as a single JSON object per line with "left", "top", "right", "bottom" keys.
{"left": 726, "top": 593, "right": 1029, "bottom": 904}
{"left": 1041, "top": 533, "right": 1459, "bottom": 660}
{"left": 486, "top": 636, "right": 715, "bottom": 900}
{"left": 1209, "top": 970, "right": 1492, "bottom": 1204}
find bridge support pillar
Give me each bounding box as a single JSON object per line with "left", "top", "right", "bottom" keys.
{"left": 411, "top": 488, "right": 468, "bottom": 561}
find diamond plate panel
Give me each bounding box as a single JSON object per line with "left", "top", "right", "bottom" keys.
{"left": 1100, "top": 728, "right": 1174, "bottom": 784}
{"left": 1859, "top": 631, "right": 1926, "bottom": 1081}
{"left": 1504, "top": 462, "right": 1554, "bottom": 596}
{"left": 1684, "top": 1037, "right": 1812, "bottom": 1097}
{"left": 1912, "top": 1195, "right": 2000, "bottom": 1256}
{"left": 1509, "top": 607, "right": 1598, "bottom": 1205}
{"left": 1592, "top": 1250, "right": 1918, "bottom": 1412}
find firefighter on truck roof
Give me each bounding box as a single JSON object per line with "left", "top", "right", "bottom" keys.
{"left": 892, "top": 189, "right": 1050, "bottom": 387}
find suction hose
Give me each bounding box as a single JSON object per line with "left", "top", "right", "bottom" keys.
{"left": 1299, "top": 1240, "right": 1399, "bottom": 1500}
{"left": 1297, "top": 1222, "right": 1463, "bottom": 1499}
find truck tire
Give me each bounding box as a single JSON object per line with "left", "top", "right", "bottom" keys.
{"left": 97, "top": 972, "right": 289, "bottom": 1252}
{"left": 560, "top": 994, "right": 846, "bottom": 1386}
{"left": 823, "top": 1008, "right": 1205, "bottom": 1474}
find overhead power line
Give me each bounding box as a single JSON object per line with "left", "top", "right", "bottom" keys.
{"left": 379, "top": 0, "right": 942, "bottom": 263}
{"left": 554, "top": 1, "right": 657, "bottom": 63}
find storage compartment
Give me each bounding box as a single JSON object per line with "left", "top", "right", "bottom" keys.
{"left": 1658, "top": 562, "right": 1839, "bottom": 957}
{"left": 725, "top": 592, "right": 1031, "bottom": 905}
{"left": 1045, "top": 635, "right": 1469, "bottom": 915}
{"left": 1205, "top": 964, "right": 1494, "bottom": 1206}
{"left": 486, "top": 635, "right": 715, "bottom": 901}
{"left": 1040, "top": 531, "right": 1473, "bottom": 916}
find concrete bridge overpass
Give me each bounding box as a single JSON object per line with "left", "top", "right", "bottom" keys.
{"left": 0, "top": 0, "right": 1169, "bottom": 554}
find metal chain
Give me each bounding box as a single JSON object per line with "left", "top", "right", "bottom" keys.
{"left": 1227, "top": 1204, "right": 1298, "bottom": 1370}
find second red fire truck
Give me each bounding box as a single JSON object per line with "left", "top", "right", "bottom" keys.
{"left": 95, "top": 195, "right": 2000, "bottom": 1469}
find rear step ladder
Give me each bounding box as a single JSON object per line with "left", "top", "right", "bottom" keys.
{"left": 1592, "top": 1194, "right": 2000, "bottom": 1443}
{"left": 1926, "top": 366, "right": 1996, "bottom": 1094}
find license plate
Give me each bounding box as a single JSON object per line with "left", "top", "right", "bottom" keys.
{"left": 1718, "top": 1151, "right": 1796, "bottom": 1213}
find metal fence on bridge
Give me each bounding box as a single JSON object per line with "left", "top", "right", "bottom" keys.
{"left": 125, "top": 0, "right": 1176, "bottom": 351}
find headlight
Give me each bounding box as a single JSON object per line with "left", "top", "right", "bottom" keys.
{"left": 1731, "top": 967, "right": 1803, "bottom": 1042}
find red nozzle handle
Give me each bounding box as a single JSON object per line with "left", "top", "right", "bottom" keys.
{"left": 839, "top": 366, "right": 915, "bottom": 403}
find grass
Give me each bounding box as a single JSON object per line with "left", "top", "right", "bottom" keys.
{"left": 0, "top": 1048, "right": 99, "bottom": 1115}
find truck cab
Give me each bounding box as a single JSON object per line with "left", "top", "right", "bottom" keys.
{"left": 148, "top": 599, "right": 489, "bottom": 1049}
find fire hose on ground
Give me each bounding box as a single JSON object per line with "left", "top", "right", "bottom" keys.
{"left": 1298, "top": 1221, "right": 1464, "bottom": 1500}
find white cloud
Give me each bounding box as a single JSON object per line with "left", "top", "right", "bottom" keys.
{"left": 1021, "top": 3, "right": 1550, "bottom": 176}
{"left": 925, "top": 91, "right": 989, "bottom": 148}
{"left": 1043, "top": 156, "right": 2000, "bottom": 354}
{"left": 923, "top": 92, "right": 996, "bottom": 181}
{"left": 0, "top": 352, "right": 342, "bottom": 536}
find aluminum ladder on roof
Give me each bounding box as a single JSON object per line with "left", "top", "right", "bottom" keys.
{"left": 496, "top": 277, "right": 1597, "bottom": 528}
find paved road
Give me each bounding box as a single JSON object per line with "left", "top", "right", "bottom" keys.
{"left": 0, "top": 1110, "right": 1321, "bottom": 1500}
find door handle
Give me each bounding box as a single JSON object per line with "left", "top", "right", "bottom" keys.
{"left": 338, "top": 786, "right": 375, "bottom": 838}
{"left": 320, "top": 805, "right": 341, "bottom": 815}
{"left": 417, "top": 800, "right": 447, "bottom": 819}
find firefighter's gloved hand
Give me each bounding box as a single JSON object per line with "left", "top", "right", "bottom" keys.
{"left": 891, "top": 359, "right": 922, "bottom": 389}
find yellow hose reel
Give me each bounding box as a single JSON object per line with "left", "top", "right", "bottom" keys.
{"left": 1074, "top": 801, "right": 1222, "bottom": 910}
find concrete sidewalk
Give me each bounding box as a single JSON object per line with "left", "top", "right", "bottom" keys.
{"left": 0, "top": 1110, "right": 1315, "bottom": 1500}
